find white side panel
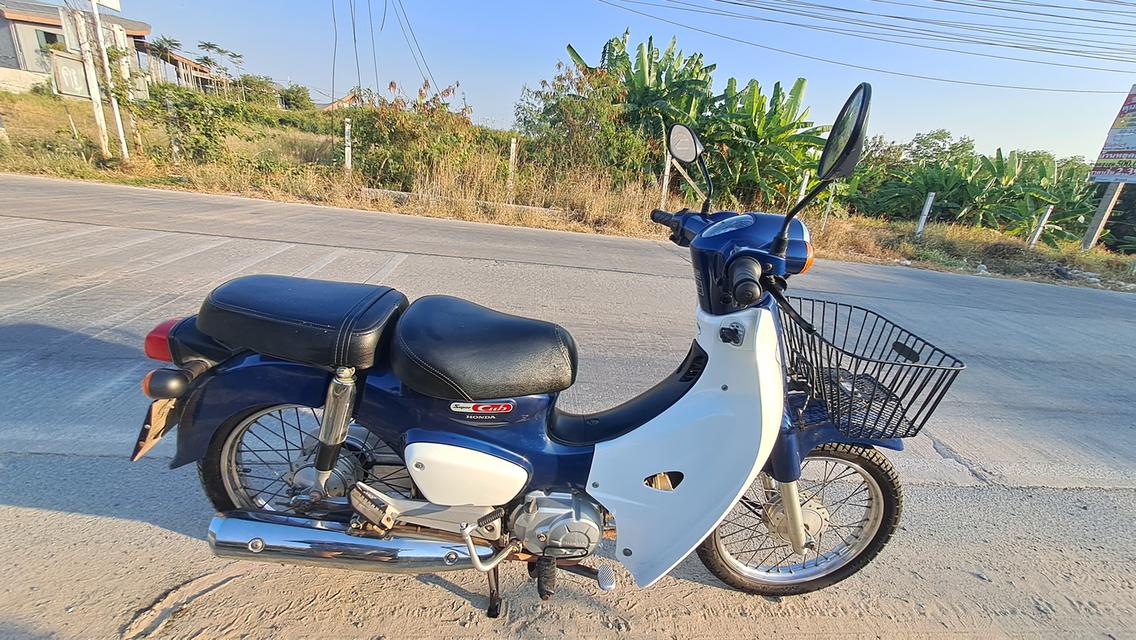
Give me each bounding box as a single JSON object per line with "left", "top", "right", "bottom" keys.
{"left": 404, "top": 442, "right": 528, "bottom": 506}
{"left": 587, "top": 305, "right": 784, "bottom": 587}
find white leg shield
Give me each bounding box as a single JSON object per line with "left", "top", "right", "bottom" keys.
{"left": 586, "top": 304, "right": 784, "bottom": 587}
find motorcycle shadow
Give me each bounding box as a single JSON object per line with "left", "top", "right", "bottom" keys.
{"left": 0, "top": 322, "right": 211, "bottom": 539}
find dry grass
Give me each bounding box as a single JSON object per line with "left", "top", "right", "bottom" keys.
{"left": 1, "top": 90, "right": 1132, "bottom": 290}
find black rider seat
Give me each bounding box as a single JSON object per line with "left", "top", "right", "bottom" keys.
{"left": 391, "top": 295, "right": 578, "bottom": 401}
{"left": 197, "top": 274, "right": 408, "bottom": 369}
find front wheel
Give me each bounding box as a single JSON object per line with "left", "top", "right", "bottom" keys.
{"left": 697, "top": 443, "right": 902, "bottom": 596}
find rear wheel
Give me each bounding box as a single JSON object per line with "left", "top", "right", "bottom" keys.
{"left": 697, "top": 444, "right": 902, "bottom": 596}
{"left": 197, "top": 404, "right": 412, "bottom": 514}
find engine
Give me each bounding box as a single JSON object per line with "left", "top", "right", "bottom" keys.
{"left": 509, "top": 491, "right": 603, "bottom": 558}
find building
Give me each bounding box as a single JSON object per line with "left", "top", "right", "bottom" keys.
{"left": 0, "top": 0, "right": 149, "bottom": 93}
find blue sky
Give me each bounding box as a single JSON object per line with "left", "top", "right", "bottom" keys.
{"left": 114, "top": 0, "right": 1132, "bottom": 159}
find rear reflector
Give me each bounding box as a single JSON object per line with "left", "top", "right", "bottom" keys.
{"left": 144, "top": 318, "right": 182, "bottom": 362}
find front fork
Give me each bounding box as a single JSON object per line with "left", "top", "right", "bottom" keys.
{"left": 766, "top": 412, "right": 813, "bottom": 556}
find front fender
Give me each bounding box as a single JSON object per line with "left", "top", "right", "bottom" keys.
{"left": 765, "top": 414, "right": 904, "bottom": 483}
{"left": 170, "top": 353, "right": 331, "bottom": 468}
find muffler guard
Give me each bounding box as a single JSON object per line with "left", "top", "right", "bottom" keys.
{"left": 208, "top": 511, "right": 495, "bottom": 574}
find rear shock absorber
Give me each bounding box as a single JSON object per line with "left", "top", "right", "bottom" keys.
{"left": 312, "top": 366, "right": 357, "bottom": 498}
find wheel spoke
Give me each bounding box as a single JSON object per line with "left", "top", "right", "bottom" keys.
{"left": 712, "top": 452, "right": 889, "bottom": 587}
{"left": 220, "top": 405, "right": 414, "bottom": 515}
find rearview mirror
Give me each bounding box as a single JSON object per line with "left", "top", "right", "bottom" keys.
{"left": 667, "top": 124, "right": 704, "bottom": 164}
{"left": 816, "top": 83, "right": 871, "bottom": 181}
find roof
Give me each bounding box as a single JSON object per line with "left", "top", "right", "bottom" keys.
{"left": 149, "top": 46, "right": 209, "bottom": 73}
{"left": 0, "top": 0, "right": 151, "bottom": 37}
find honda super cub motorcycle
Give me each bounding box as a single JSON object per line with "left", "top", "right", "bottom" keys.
{"left": 132, "top": 83, "right": 964, "bottom": 616}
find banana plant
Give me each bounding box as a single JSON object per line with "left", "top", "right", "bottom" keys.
{"left": 702, "top": 77, "right": 827, "bottom": 207}
{"left": 568, "top": 32, "right": 714, "bottom": 139}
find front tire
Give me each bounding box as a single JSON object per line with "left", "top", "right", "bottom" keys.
{"left": 697, "top": 443, "right": 902, "bottom": 596}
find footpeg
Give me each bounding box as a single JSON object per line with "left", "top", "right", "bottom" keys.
{"left": 350, "top": 482, "right": 399, "bottom": 531}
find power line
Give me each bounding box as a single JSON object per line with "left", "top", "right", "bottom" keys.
{"left": 642, "top": 0, "right": 1134, "bottom": 73}
{"left": 366, "top": 0, "right": 381, "bottom": 93}
{"left": 330, "top": 0, "right": 338, "bottom": 100}
{"left": 713, "top": 0, "right": 1136, "bottom": 60}
{"left": 597, "top": 0, "right": 1128, "bottom": 94}
{"left": 713, "top": 0, "right": 1136, "bottom": 63}
{"left": 929, "top": 0, "right": 1136, "bottom": 24}
{"left": 390, "top": 0, "right": 428, "bottom": 88}
{"left": 349, "top": 0, "right": 363, "bottom": 100}
{"left": 394, "top": 0, "right": 440, "bottom": 92}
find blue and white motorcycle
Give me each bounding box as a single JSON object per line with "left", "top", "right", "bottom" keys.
{"left": 132, "top": 83, "right": 964, "bottom": 616}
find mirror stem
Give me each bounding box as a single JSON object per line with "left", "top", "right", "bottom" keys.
{"left": 773, "top": 180, "right": 830, "bottom": 256}
{"left": 697, "top": 156, "right": 714, "bottom": 214}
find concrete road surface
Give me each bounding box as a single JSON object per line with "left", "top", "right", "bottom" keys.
{"left": 0, "top": 174, "right": 1132, "bottom": 639}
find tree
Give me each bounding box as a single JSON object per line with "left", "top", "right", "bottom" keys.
{"left": 148, "top": 35, "right": 181, "bottom": 85}
{"left": 905, "top": 129, "right": 975, "bottom": 165}
{"left": 280, "top": 84, "right": 315, "bottom": 110}
{"left": 237, "top": 74, "right": 279, "bottom": 107}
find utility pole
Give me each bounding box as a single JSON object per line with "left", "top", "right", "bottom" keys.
{"left": 71, "top": 9, "right": 110, "bottom": 160}
{"left": 1081, "top": 182, "right": 1125, "bottom": 251}
{"left": 89, "top": 0, "right": 129, "bottom": 160}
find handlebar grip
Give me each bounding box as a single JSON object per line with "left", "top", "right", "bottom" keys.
{"left": 729, "top": 257, "right": 763, "bottom": 307}
{"left": 650, "top": 209, "right": 673, "bottom": 225}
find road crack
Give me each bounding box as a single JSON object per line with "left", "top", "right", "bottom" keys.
{"left": 924, "top": 431, "right": 998, "bottom": 485}
{"left": 119, "top": 565, "right": 245, "bottom": 639}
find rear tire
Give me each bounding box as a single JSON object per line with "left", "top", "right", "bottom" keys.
{"left": 697, "top": 444, "right": 902, "bottom": 596}
{"left": 197, "top": 404, "right": 412, "bottom": 514}
{"left": 197, "top": 406, "right": 267, "bottom": 512}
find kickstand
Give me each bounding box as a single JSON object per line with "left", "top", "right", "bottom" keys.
{"left": 486, "top": 566, "right": 503, "bottom": 618}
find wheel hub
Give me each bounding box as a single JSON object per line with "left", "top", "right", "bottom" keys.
{"left": 762, "top": 496, "right": 830, "bottom": 544}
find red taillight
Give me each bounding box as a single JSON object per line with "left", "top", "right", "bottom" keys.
{"left": 144, "top": 318, "right": 181, "bottom": 362}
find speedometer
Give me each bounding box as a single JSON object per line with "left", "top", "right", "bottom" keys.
{"left": 701, "top": 215, "right": 754, "bottom": 238}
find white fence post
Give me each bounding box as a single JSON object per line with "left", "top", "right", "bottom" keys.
{"left": 820, "top": 186, "right": 835, "bottom": 233}
{"left": 915, "top": 192, "right": 936, "bottom": 237}
{"left": 343, "top": 117, "right": 352, "bottom": 172}
{"left": 1027, "top": 204, "right": 1055, "bottom": 249}
{"left": 797, "top": 171, "right": 811, "bottom": 205}
{"left": 507, "top": 137, "right": 518, "bottom": 203}
{"left": 659, "top": 151, "right": 673, "bottom": 209}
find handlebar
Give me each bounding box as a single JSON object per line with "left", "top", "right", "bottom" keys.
{"left": 728, "top": 257, "right": 763, "bottom": 307}
{"left": 651, "top": 208, "right": 676, "bottom": 227}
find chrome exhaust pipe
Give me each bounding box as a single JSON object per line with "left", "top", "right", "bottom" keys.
{"left": 208, "top": 511, "right": 495, "bottom": 574}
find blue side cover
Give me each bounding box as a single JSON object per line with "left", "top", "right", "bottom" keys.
{"left": 170, "top": 353, "right": 594, "bottom": 493}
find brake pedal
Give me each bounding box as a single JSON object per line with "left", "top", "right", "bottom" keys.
{"left": 561, "top": 562, "right": 617, "bottom": 592}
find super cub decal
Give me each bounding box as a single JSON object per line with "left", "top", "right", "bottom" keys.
{"left": 450, "top": 401, "right": 515, "bottom": 414}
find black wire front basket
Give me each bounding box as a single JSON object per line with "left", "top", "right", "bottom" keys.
{"left": 777, "top": 296, "right": 965, "bottom": 439}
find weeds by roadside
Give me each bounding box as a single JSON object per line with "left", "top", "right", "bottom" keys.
{"left": 1, "top": 90, "right": 1131, "bottom": 290}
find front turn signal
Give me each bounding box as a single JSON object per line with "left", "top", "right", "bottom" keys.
{"left": 799, "top": 242, "right": 815, "bottom": 274}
